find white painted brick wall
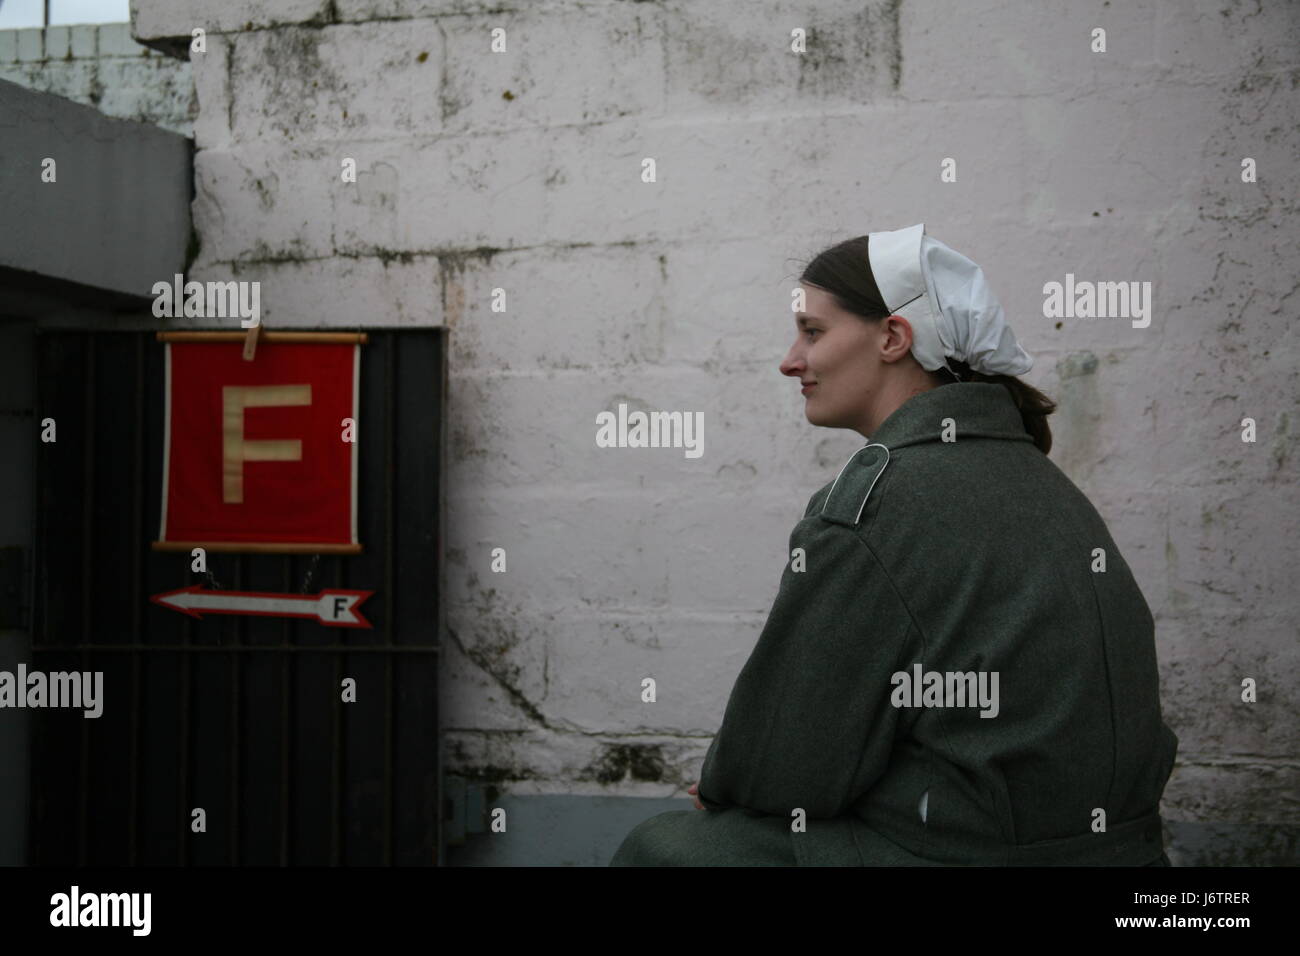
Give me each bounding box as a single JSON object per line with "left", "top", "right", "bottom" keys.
{"left": 127, "top": 0, "right": 1300, "bottom": 822}
{"left": 0, "top": 23, "right": 194, "bottom": 136}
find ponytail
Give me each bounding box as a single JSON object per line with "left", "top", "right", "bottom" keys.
{"left": 943, "top": 358, "right": 1057, "bottom": 455}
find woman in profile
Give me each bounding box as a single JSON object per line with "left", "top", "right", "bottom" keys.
{"left": 609, "top": 223, "right": 1178, "bottom": 866}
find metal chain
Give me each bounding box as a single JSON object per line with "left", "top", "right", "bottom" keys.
{"left": 300, "top": 553, "right": 321, "bottom": 593}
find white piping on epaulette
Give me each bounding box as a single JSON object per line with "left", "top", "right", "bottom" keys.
{"left": 821, "top": 441, "right": 891, "bottom": 526}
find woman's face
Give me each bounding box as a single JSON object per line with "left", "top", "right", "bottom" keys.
{"left": 781, "top": 284, "right": 890, "bottom": 432}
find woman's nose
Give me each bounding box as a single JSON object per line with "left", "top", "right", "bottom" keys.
{"left": 780, "top": 341, "right": 803, "bottom": 376}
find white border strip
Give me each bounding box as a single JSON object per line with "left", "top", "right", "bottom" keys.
{"left": 159, "top": 342, "right": 173, "bottom": 540}
{"left": 351, "top": 342, "right": 360, "bottom": 545}
{"left": 852, "top": 443, "right": 891, "bottom": 525}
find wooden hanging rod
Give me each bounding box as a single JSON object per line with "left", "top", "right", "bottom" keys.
{"left": 152, "top": 541, "right": 364, "bottom": 555}
{"left": 156, "top": 331, "right": 369, "bottom": 344}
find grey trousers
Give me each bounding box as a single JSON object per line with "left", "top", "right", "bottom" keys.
{"left": 610, "top": 809, "right": 1176, "bottom": 867}
{"left": 609, "top": 809, "right": 796, "bottom": 866}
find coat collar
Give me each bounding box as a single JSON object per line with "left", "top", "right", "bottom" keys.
{"left": 818, "top": 383, "right": 1034, "bottom": 527}
{"left": 868, "top": 382, "right": 1034, "bottom": 450}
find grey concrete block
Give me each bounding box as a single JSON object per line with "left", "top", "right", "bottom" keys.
{"left": 44, "top": 26, "right": 71, "bottom": 60}
{"left": 97, "top": 23, "right": 144, "bottom": 58}
{"left": 70, "top": 25, "right": 98, "bottom": 58}
{"left": 0, "top": 32, "right": 16, "bottom": 65}
{"left": 15, "top": 29, "right": 43, "bottom": 63}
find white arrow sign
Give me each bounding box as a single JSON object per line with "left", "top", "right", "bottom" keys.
{"left": 150, "top": 586, "right": 374, "bottom": 628}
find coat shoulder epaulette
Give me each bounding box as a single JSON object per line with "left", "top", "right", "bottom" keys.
{"left": 818, "top": 442, "right": 891, "bottom": 528}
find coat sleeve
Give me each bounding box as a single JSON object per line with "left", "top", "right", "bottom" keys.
{"left": 697, "top": 508, "right": 918, "bottom": 820}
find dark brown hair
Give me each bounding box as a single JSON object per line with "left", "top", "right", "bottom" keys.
{"left": 797, "top": 235, "right": 1057, "bottom": 455}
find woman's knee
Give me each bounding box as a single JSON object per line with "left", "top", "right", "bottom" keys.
{"left": 609, "top": 810, "right": 694, "bottom": 866}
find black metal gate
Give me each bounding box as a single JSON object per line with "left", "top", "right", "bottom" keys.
{"left": 28, "top": 328, "right": 443, "bottom": 865}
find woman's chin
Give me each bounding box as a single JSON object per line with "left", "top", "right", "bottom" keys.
{"left": 805, "top": 405, "right": 849, "bottom": 430}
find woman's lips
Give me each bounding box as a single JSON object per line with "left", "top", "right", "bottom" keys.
{"left": 801, "top": 383, "right": 817, "bottom": 395}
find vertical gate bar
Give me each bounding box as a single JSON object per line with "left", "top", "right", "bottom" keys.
{"left": 77, "top": 335, "right": 94, "bottom": 865}
{"left": 383, "top": 335, "right": 395, "bottom": 865}
{"left": 129, "top": 645, "right": 142, "bottom": 865}
{"left": 31, "top": 333, "right": 47, "bottom": 861}
{"left": 177, "top": 343, "right": 193, "bottom": 865}
{"left": 330, "top": 557, "right": 342, "bottom": 866}
{"left": 279, "top": 563, "right": 291, "bottom": 867}
{"left": 128, "top": 334, "right": 145, "bottom": 866}
{"left": 280, "top": 558, "right": 292, "bottom": 866}
{"left": 230, "top": 553, "right": 244, "bottom": 865}
{"left": 180, "top": 613, "right": 193, "bottom": 866}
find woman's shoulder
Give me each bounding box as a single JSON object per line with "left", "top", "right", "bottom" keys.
{"left": 802, "top": 480, "right": 835, "bottom": 519}
{"left": 800, "top": 443, "right": 893, "bottom": 530}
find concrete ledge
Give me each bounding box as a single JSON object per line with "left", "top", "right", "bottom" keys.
{"left": 0, "top": 79, "right": 192, "bottom": 300}
{"left": 132, "top": 0, "right": 335, "bottom": 52}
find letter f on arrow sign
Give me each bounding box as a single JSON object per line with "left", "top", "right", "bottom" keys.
{"left": 151, "top": 586, "right": 374, "bottom": 628}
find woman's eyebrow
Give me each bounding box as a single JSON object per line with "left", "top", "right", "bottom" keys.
{"left": 795, "top": 313, "right": 822, "bottom": 326}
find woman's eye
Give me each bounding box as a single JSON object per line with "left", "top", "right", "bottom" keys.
{"left": 805, "top": 329, "right": 819, "bottom": 340}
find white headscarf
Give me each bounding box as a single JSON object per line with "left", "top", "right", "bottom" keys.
{"left": 866, "top": 223, "right": 1033, "bottom": 378}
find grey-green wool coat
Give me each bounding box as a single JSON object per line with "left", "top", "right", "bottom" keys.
{"left": 610, "top": 382, "right": 1178, "bottom": 866}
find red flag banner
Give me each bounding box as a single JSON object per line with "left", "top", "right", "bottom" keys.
{"left": 153, "top": 335, "right": 363, "bottom": 553}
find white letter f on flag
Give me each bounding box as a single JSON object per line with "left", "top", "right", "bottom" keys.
{"left": 222, "top": 384, "right": 312, "bottom": 504}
